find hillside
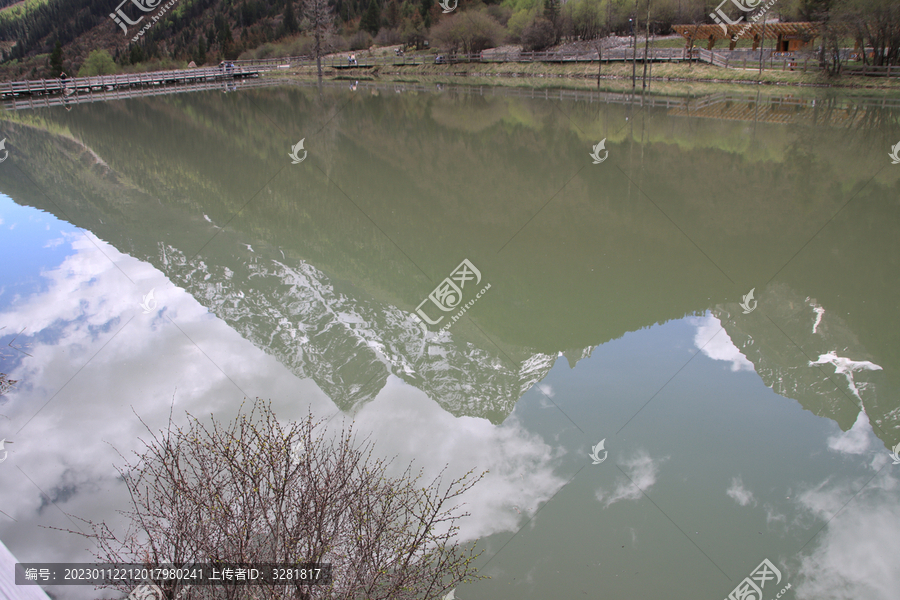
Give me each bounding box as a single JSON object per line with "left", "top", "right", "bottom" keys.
{"left": 3, "top": 0, "right": 892, "bottom": 82}
{"left": 0, "top": 0, "right": 450, "bottom": 80}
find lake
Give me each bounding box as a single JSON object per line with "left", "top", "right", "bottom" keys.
{"left": 0, "top": 78, "right": 898, "bottom": 600}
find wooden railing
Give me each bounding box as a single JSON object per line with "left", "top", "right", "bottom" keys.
{"left": 0, "top": 64, "right": 278, "bottom": 98}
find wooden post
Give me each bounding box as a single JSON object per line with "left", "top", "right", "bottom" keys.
{"left": 642, "top": 0, "right": 651, "bottom": 90}
{"left": 758, "top": 19, "right": 767, "bottom": 79}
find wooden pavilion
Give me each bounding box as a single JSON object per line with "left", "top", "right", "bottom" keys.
{"left": 674, "top": 22, "right": 820, "bottom": 52}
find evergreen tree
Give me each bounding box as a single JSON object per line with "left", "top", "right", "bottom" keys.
{"left": 197, "top": 35, "right": 207, "bottom": 64}
{"left": 360, "top": 0, "right": 381, "bottom": 35}
{"left": 129, "top": 43, "right": 145, "bottom": 64}
{"left": 385, "top": 0, "right": 400, "bottom": 28}
{"left": 419, "top": 0, "right": 433, "bottom": 28}
{"left": 284, "top": 1, "right": 298, "bottom": 34}
{"left": 215, "top": 14, "right": 233, "bottom": 45}
{"left": 49, "top": 39, "right": 63, "bottom": 76}
{"left": 543, "top": 0, "right": 559, "bottom": 24}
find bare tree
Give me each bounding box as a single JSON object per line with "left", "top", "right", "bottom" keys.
{"left": 848, "top": 0, "right": 900, "bottom": 66}
{"left": 0, "top": 373, "right": 17, "bottom": 396}
{"left": 303, "top": 0, "right": 334, "bottom": 80}
{"left": 62, "top": 399, "right": 486, "bottom": 600}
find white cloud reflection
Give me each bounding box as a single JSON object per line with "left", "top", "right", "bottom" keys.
{"left": 794, "top": 471, "right": 900, "bottom": 600}
{"left": 595, "top": 450, "right": 664, "bottom": 507}
{"left": 726, "top": 476, "right": 757, "bottom": 507}
{"left": 355, "top": 376, "right": 568, "bottom": 541}
{"left": 827, "top": 411, "right": 873, "bottom": 455}
{"left": 0, "top": 229, "right": 568, "bottom": 598}
{"left": 692, "top": 314, "right": 754, "bottom": 372}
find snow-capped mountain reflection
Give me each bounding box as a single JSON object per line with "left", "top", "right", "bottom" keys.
{"left": 157, "top": 242, "right": 559, "bottom": 423}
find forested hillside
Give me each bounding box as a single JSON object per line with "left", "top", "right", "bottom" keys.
{"left": 0, "top": 0, "right": 896, "bottom": 80}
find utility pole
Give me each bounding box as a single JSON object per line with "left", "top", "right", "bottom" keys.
{"left": 630, "top": 16, "right": 636, "bottom": 89}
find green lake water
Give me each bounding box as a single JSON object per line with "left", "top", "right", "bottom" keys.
{"left": 0, "top": 79, "right": 898, "bottom": 600}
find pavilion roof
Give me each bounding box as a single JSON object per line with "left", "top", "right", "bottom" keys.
{"left": 673, "top": 22, "right": 820, "bottom": 41}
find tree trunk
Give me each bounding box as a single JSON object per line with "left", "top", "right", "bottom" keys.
{"left": 316, "top": 29, "right": 322, "bottom": 80}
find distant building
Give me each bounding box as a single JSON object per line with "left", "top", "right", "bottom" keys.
{"left": 674, "top": 22, "right": 820, "bottom": 52}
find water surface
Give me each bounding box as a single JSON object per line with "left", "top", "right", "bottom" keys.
{"left": 0, "top": 80, "right": 898, "bottom": 600}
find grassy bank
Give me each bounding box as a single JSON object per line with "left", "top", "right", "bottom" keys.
{"left": 267, "top": 58, "right": 900, "bottom": 91}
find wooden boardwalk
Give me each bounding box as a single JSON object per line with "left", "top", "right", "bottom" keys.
{"left": 0, "top": 64, "right": 282, "bottom": 99}
{"left": 2, "top": 76, "right": 288, "bottom": 110}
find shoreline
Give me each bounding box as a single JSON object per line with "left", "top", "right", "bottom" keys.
{"left": 264, "top": 59, "right": 900, "bottom": 92}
